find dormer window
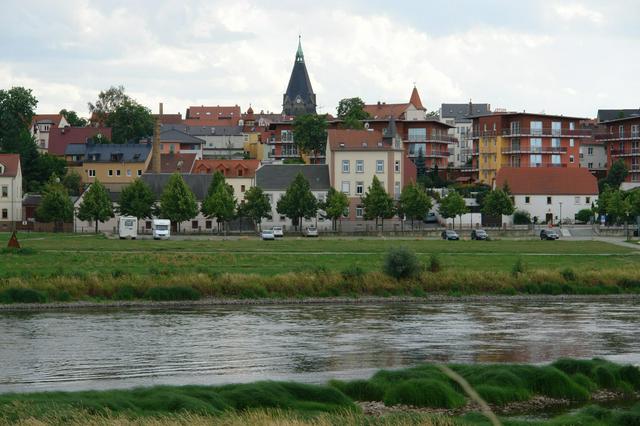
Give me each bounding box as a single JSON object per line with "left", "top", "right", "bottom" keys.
{"left": 0, "top": 164, "right": 4, "bottom": 174}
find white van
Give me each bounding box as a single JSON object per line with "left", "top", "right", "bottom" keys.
{"left": 152, "top": 219, "right": 171, "bottom": 240}
{"left": 118, "top": 216, "right": 138, "bottom": 239}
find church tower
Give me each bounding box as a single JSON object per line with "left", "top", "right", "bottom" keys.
{"left": 282, "top": 36, "right": 317, "bottom": 116}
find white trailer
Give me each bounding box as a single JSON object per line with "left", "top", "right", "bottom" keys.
{"left": 118, "top": 216, "right": 138, "bottom": 239}
{"left": 152, "top": 219, "right": 171, "bottom": 240}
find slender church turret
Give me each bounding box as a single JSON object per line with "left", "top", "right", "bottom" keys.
{"left": 282, "top": 36, "right": 317, "bottom": 116}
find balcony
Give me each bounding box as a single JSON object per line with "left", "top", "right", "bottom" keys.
{"left": 596, "top": 132, "right": 640, "bottom": 142}
{"left": 501, "top": 128, "right": 592, "bottom": 138}
{"left": 405, "top": 136, "right": 458, "bottom": 144}
{"left": 610, "top": 148, "right": 640, "bottom": 157}
{"left": 408, "top": 151, "right": 450, "bottom": 158}
{"left": 530, "top": 163, "right": 568, "bottom": 168}
{"left": 501, "top": 147, "right": 567, "bottom": 154}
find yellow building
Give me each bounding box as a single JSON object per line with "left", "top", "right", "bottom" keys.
{"left": 477, "top": 135, "right": 506, "bottom": 184}
{"left": 242, "top": 131, "right": 268, "bottom": 161}
{"left": 65, "top": 143, "right": 152, "bottom": 191}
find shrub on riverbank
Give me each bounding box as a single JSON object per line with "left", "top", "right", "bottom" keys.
{"left": 145, "top": 285, "right": 201, "bottom": 301}
{"left": 383, "top": 247, "right": 420, "bottom": 279}
{"left": 0, "top": 287, "right": 47, "bottom": 304}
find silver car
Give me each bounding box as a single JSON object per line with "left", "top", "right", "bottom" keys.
{"left": 272, "top": 226, "right": 284, "bottom": 238}
{"left": 261, "top": 229, "right": 275, "bottom": 240}
{"left": 304, "top": 226, "right": 319, "bottom": 237}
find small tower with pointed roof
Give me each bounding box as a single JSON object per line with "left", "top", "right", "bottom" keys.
{"left": 409, "top": 85, "right": 425, "bottom": 111}
{"left": 282, "top": 36, "right": 317, "bottom": 116}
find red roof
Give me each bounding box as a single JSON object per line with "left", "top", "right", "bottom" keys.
{"left": 495, "top": 167, "right": 598, "bottom": 195}
{"left": 153, "top": 113, "right": 183, "bottom": 125}
{"left": 193, "top": 159, "right": 260, "bottom": 178}
{"left": 327, "top": 129, "right": 396, "bottom": 151}
{"left": 0, "top": 154, "right": 21, "bottom": 177}
{"left": 364, "top": 103, "right": 410, "bottom": 119}
{"left": 31, "top": 114, "right": 65, "bottom": 126}
{"left": 409, "top": 86, "right": 425, "bottom": 110}
{"left": 49, "top": 127, "right": 112, "bottom": 156}
{"left": 160, "top": 153, "right": 196, "bottom": 173}
{"left": 185, "top": 106, "right": 241, "bottom": 126}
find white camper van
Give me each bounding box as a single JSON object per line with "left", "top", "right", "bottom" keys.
{"left": 118, "top": 216, "right": 138, "bottom": 239}
{"left": 152, "top": 219, "right": 171, "bottom": 240}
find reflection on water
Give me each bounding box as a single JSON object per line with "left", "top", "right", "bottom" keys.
{"left": 0, "top": 300, "right": 639, "bottom": 393}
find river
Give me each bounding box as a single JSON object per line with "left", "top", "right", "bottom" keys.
{"left": 1, "top": 299, "right": 638, "bottom": 393}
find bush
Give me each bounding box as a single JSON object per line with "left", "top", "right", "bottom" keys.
{"left": 426, "top": 254, "right": 442, "bottom": 273}
{"left": 0, "top": 288, "right": 47, "bottom": 304}
{"left": 383, "top": 379, "right": 465, "bottom": 408}
{"left": 114, "top": 285, "right": 140, "bottom": 301}
{"left": 145, "top": 286, "right": 201, "bottom": 301}
{"left": 512, "top": 258, "right": 526, "bottom": 277}
{"left": 575, "top": 209, "right": 594, "bottom": 224}
{"left": 329, "top": 379, "right": 384, "bottom": 401}
{"left": 383, "top": 247, "right": 420, "bottom": 279}
{"left": 341, "top": 265, "right": 365, "bottom": 280}
{"left": 561, "top": 268, "right": 577, "bottom": 281}
{"left": 513, "top": 210, "right": 531, "bottom": 225}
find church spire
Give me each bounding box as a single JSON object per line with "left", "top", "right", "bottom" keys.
{"left": 296, "top": 35, "right": 304, "bottom": 63}
{"left": 282, "top": 35, "right": 316, "bottom": 116}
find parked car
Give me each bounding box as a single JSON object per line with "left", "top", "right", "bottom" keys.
{"left": 540, "top": 229, "right": 560, "bottom": 240}
{"left": 304, "top": 226, "right": 318, "bottom": 237}
{"left": 471, "top": 229, "right": 489, "bottom": 240}
{"left": 261, "top": 229, "right": 275, "bottom": 240}
{"left": 272, "top": 226, "right": 284, "bottom": 238}
{"left": 441, "top": 230, "right": 460, "bottom": 240}
{"left": 423, "top": 212, "right": 438, "bottom": 223}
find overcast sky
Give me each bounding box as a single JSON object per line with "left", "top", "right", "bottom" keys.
{"left": 2, "top": 0, "right": 638, "bottom": 119}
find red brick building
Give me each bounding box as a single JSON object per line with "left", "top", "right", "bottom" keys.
{"left": 595, "top": 115, "right": 640, "bottom": 183}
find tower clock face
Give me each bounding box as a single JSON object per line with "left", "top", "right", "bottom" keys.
{"left": 295, "top": 96, "right": 302, "bottom": 104}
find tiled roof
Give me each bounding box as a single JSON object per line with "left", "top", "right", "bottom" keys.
{"left": 409, "top": 87, "right": 425, "bottom": 110}
{"left": 256, "top": 165, "right": 330, "bottom": 191}
{"left": 31, "top": 114, "right": 65, "bottom": 126}
{"left": 162, "top": 124, "right": 243, "bottom": 137}
{"left": 184, "top": 106, "right": 241, "bottom": 126}
{"left": 141, "top": 173, "right": 214, "bottom": 201}
{"left": 193, "top": 159, "right": 260, "bottom": 177}
{"left": 48, "top": 127, "right": 112, "bottom": 156}
{"left": 65, "top": 143, "right": 152, "bottom": 163}
{"left": 495, "top": 167, "right": 598, "bottom": 195}
{"left": 160, "top": 128, "right": 205, "bottom": 144}
{"left": 327, "top": 129, "right": 398, "bottom": 151}
{"left": 160, "top": 153, "right": 197, "bottom": 173}
{"left": 363, "top": 103, "right": 411, "bottom": 120}
{"left": 0, "top": 154, "right": 20, "bottom": 177}
{"left": 152, "top": 113, "right": 183, "bottom": 124}
{"left": 440, "top": 103, "right": 491, "bottom": 121}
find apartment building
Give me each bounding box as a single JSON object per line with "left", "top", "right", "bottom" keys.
{"left": 440, "top": 102, "right": 491, "bottom": 168}
{"left": 0, "top": 154, "right": 22, "bottom": 228}
{"left": 595, "top": 115, "right": 640, "bottom": 186}
{"left": 159, "top": 128, "right": 204, "bottom": 159}
{"left": 471, "top": 112, "right": 590, "bottom": 184}
{"left": 325, "top": 129, "right": 403, "bottom": 220}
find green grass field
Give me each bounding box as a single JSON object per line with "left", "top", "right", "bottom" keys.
{"left": 0, "top": 232, "right": 638, "bottom": 278}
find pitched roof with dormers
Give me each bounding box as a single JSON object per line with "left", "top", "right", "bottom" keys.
{"left": 193, "top": 159, "right": 260, "bottom": 178}
{"left": 0, "top": 154, "right": 20, "bottom": 177}
{"left": 184, "top": 106, "right": 241, "bottom": 126}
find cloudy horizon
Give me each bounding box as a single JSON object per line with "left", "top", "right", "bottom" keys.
{"left": 2, "top": 0, "right": 638, "bottom": 119}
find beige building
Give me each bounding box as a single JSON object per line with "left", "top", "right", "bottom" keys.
{"left": 192, "top": 159, "right": 260, "bottom": 201}
{"left": 326, "top": 129, "right": 404, "bottom": 220}
{"left": 0, "top": 154, "right": 22, "bottom": 229}
{"left": 65, "top": 143, "right": 152, "bottom": 191}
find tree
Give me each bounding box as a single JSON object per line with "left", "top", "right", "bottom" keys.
{"left": 276, "top": 172, "right": 318, "bottom": 232}
{"left": 77, "top": 180, "right": 114, "bottom": 234}
{"left": 413, "top": 149, "right": 427, "bottom": 182}
{"left": 62, "top": 171, "right": 83, "bottom": 196}
{"left": 481, "top": 189, "right": 515, "bottom": 221}
{"left": 599, "top": 160, "right": 628, "bottom": 192}
{"left": 398, "top": 183, "right": 432, "bottom": 228}
{"left": 35, "top": 176, "right": 74, "bottom": 232}
{"left": 596, "top": 184, "right": 615, "bottom": 222}
{"left": 0, "top": 87, "right": 38, "bottom": 152}
{"left": 242, "top": 186, "right": 271, "bottom": 231}
{"left": 88, "top": 85, "right": 129, "bottom": 124}
{"left": 337, "top": 97, "right": 369, "bottom": 129}
{"left": 28, "top": 153, "right": 67, "bottom": 192}
{"left": 119, "top": 179, "right": 156, "bottom": 221}
{"left": 202, "top": 180, "right": 236, "bottom": 234}
{"left": 59, "top": 109, "right": 88, "bottom": 127}
{"left": 362, "top": 176, "right": 395, "bottom": 230}
{"left": 606, "top": 189, "right": 630, "bottom": 225}
{"left": 323, "top": 187, "right": 349, "bottom": 231}
{"left": 159, "top": 173, "right": 198, "bottom": 231}
{"left": 106, "top": 99, "right": 155, "bottom": 144}
{"left": 575, "top": 208, "right": 594, "bottom": 224}
{"left": 292, "top": 113, "right": 328, "bottom": 159}
{"left": 207, "top": 171, "right": 233, "bottom": 198}
{"left": 438, "top": 190, "right": 468, "bottom": 229}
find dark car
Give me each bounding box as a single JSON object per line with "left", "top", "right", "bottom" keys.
{"left": 441, "top": 230, "right": 460, "bottom": 240}
{"left": 423, "top": 212, "right": 438, "bottom": 223}
{"left": 471, "top": 229, "right": 489, "bottom": 240}
{"left": 540, "top": 229, "right": 560, "bottom": 240}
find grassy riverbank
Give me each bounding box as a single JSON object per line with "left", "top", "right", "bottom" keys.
{"left": 1, "top": 359, "right": 638, "bottom": 425}
{"left": 1, "top": 233, "right": 640, "bottom": 304}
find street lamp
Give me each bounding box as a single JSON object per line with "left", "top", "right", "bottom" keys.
{"left": 559, "top": 201, "right": 563, "bottom": 228}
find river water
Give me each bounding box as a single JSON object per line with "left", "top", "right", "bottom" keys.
{"left": 1, "top": 300, "right": 638, "bottom": 393}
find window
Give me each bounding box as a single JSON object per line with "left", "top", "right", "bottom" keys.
{"left": 530, "top": 154, "right": 542, "bottom": 167}
{"left": 279, "top": 215, "right": 286, "bottom": 221}
{"left": 341, "top": 181, "right": 350, "bottom": 194}
{"left": 281, "top": 130, "right": 293, "bottom": 142}
{"left": 408, "top": 128, "right": 426, "bottom": 142}
{"left": 137, "top": 170, "right": 142, "bottom": 176}
{"left": 394, "top": 181, "right": 401, "bottom": 199}
{"left": 356, "top": 181, "right": 364, "bottom": 195}
{"left": 547, "top": 196, "right": 552, "bottom": 205}
{"left": 570, "top": 138, "right": 574, "bottom": 147}
{"left": 126, "top": 169, "right": 132, "bottom": 177}
{"left": 575, "top": 196, "right": 580, "bottom": 204}
{"left": 355, "top": 206, "right": 364, "bottom": 218}
{"left": 530, "top": 138, "right": 542, "bottom": 153}
{"left": 241, "top": 185, "right": 246, "bottom": 192}
{"left": 530, "top": 121, "right": 542, "bottom": 136}
{"left": 356, "top": 160, "right": 364, "bottom": 173}
{"left": 551, "top": 138, "right": 560, "bottom": 149}
{"left": 108, "top": 169, "right": 113, "bottom": 176}
{"left": 552, "top": 155, "right": 561, "bottom": 165}
{"left": 1, "top": 186, "right": 7, "bottom": 197}
{"left": 588, "top": 162, "right": 593, "bottom": 169}
{"left": 619, "top": 125, "right": 625, "bottom": 138}
{"left": 238, "top": 169, "right": 244, "bottom": 177}
{"left": 569, "top": 155, "right": 574, "bottom": 163}
{"left": 169, "top": 144, "right": 175, "bottom": 153}
{"left": 394, "top": 160, "right": 400, "bottom": 173}
{"left": 376, "top": 160, "right": 384, "bottom": 173}
{"left": 525, "top": 196, "right": 530, "bottom": 204}
{"left": 588, "top": 147, "right": 593, "bottom": 155}
{"left": 206, "top": 220, "right": 212, "bottom": 229}
{"left": 586, "top": 197, "right": 591, "bottom": 204}
{"left": 510, "top": 121, "right": 520, "bottom": 134}
{"left": 88, "top": 169, "right": 96, "bottom": 177}
{"left": 192, "top": 220, "right": 198, "bottom": 229}
{"left": 632, "top": 124, "right": 640, "bottom": 138}
{"left": 116, "top": 169, "right": 121, "bottom": 176}
{"left": 552, "top": 121, "right": 561, "bottom": 136}
{"left": 570, "top": 122, "right": 575, "bottom": 131}
{"left": 145, "top": 221, "right": 152, "bottom": 230}
{"left": 1, "top": 209, "right": 7, "bottom": 219}
{"left": 342, "top": 160, "right": 350, "bottom": 173}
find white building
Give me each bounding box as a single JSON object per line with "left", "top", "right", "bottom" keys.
{"left": 31, "top": 114, "right": 69, "bottom": 152}
{"left": 496, "top": 167, "right": 598, "bottom": 225}
{"left": 255, "top": 164, "right": 331, "bottom": 232}
{"left": 0, "top": 154, "right": 22, "bottom": 230}
{"left": 440, "top": 103, "right": 491, "bottom": 168}
{"left": 579, "top": 140, "right": 607, "bottom": 174}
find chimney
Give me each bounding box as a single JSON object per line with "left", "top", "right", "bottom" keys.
{"left": 152, "top": 103, "right": 163, "bottom": 174}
